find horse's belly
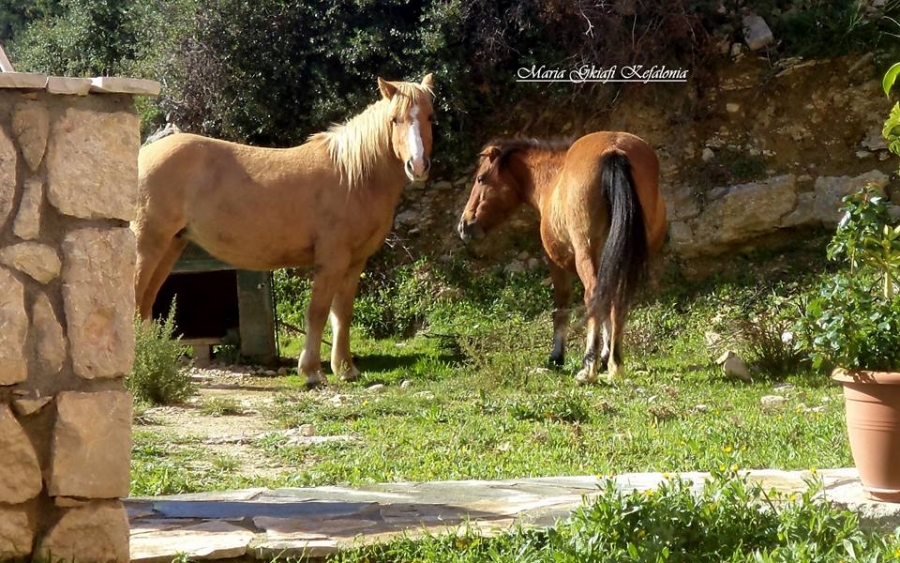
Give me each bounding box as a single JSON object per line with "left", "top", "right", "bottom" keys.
{"left": 188, "top": 226, "right": 315, "bottom": 271}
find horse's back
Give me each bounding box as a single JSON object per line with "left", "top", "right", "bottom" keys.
{"left": 566, "top": 132, "right": 666, "bottom": 253}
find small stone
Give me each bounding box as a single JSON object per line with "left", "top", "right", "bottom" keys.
{"left": 12, "top": 176, "right": 43, "bottom": 240}
{"left": 329, "top": 394, "right": 348, "bottom": 406}
{"left": 12, "top": 396, "right": 52, "bottom": 416}
{"left": 36, "top": 501, "right": 129, "bottom": 563}
{"left": 701, "top": 147, "right": 715, "bottom": 162}
{"left": 0, "top": 242, "right": 61, "bottom": 284}
{"left": 414, "top": 391, "right": 435, "bottom": 400}
{"left": 366, "top": 384, "right": 386, "bottom": 394}
{"left": 0, "top": 404, "right": 42, "bottom": 503}
{"left": 432, "top": 181, "right": 453, "bottom": 190}
{"left": 0, "top": 505, "right": 34, "bottom": 560}
{"left": 264, "top": 370, "right": 277, "bottom": 377}
{"left": 47, "top": 105, "right": 140, "bottom": 221}
{"left": 49, "top": 391, "right": 133, "bottom": 498}
{"left": 730, "top": 43, "right": 743, "bottom": 58}
{"left": 716, "top": 351, "right": 751, "bottom": 382}
{"left": 298, "top": 424, "right": 316, "bottom": 437}
{"left": 742, "top": 15, "right": 774, "bottom": 51}
{"left": 32, "top": 292, "right": 67, "bottom": 376}
{"left": 726, "top": 103, "right": 740, "bottom": 113}
{"left": 526, "top": 258, "right": 542, "bottom": 270}
{"left": 692, "top": 404, "right": 709, "bottom": 413}
{"left": 12, "top": 101, "right": 50, "bottom": 172}
{"left": 704, "top": 331, "right": 722, "bottom": 348}
{"left": 62, "top": 227, "right": 136, "bottom": 379}
{"left": 856, "top": 150, "right": 873, "bottom": 159}
{"left": 277, "top": 367, "right": 288, "bottom": 376}
{"left": 761, "top": 395, "right": 786, "bottom": 408}
{"left": 0, "top": 268, "right": 28, "bottom": 385}
{"left": 400, "top": 380, "right": 412, "bottom": 389}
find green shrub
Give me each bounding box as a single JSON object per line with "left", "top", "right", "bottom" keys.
{"left": 129, "top": 307, "right": 194, "bottom": 405}
{"left": 336, "top": 470, "right": 900, "bottom": 562}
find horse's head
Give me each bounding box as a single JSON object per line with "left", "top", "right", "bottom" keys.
{"left": 458, "top": 145, "right": 523, "bottom": 242}
{"left": 379, "top": 74, "right": 435, "bottom": 182}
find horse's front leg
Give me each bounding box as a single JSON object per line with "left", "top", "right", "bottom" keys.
{"left": 299, "top": 259, "right": 348, "bottom": 388}
{"left": 548, "top": 261, "right": 571, "bottom": 368}
{"left": 329, "top": 260, "right": 366, "bottom": 382}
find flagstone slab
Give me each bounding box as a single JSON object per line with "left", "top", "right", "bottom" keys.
{"left": 130, "top": 521, "right": 254, "bottom": 563}
{"left": 126, "top": 468, "right": 900, "bottom": 562}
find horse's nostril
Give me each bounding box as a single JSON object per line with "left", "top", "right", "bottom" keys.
{"left": 423, "top": 157, "right": 431, "bottom": 172}
{"left": 405, "top": 160, "right": 414, "bottom": 175}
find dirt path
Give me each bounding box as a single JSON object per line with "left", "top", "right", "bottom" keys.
{"left": 138, "top": 364, "right": 296, "bottom": 481}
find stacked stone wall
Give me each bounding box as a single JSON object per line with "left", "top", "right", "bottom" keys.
{"left": 0, "top": 75, "right": 154, "bottom": 562}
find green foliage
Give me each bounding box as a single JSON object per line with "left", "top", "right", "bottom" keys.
{"left": 335, "top": 470, "right": 900, "bottom": 562}
{"left": 129, "top": 307, "right": 194, "bottom": 405}
{"left": 794, "top": 188, "right": 900, "bottom": 371}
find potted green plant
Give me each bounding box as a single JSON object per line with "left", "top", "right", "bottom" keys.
{"left": 794, "top": 66, "right": 900, "bottom": 501}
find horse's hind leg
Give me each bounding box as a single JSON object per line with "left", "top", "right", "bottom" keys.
{"left": 606, "top": 304, "right": 627, "bottom": 378}
{"left": 573, "top": 252, "right": 602, "bottom": 385}
{"left": 140, "top": 238, "right": 188, "bottom": 319}
{"left": 329, "top": 260, "right": 366, "bottom": 382}
{"left": 548, "top": 262, "right": 571, "bottom": 368}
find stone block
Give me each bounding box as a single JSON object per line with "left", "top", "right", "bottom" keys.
{"left": 12, "top": 101, "right": 50, "bottom": 172}
{"left": 12, "top": 396, "right": 52, "bottom": 416}
{"left": 0, "top": 242, "right": 61, "bottom": 284}
{"left": 0, "top": 268, "right": 28, "bottom": 385}
{"left": 90, "top": 76, "right": 161, "bottom": 96}
{"left": 62, "top": 227, "right": 136, "bottom": 379}
{"left": 0, "top": 505, "right": 34, "bottom": 560}
{"left": 46, "top": 76, "right": 91, "bottom": 96}
{"left": 36, "top": 501, "right": 129, "bottom": 563}
{"left": 49, "top": 391, "right": 133, "bottom": 499}
{"left": 0, "top": 72, "right": 46, "bottom": 89}
{"left": 0, "top": 405, "right": 43, "bottom": 503}
{"left": 0, "top": 125, "right": 16, "bottom": 230}
{"left": 12, "top": 177, "right": 43, "bottom": 240}
{"left": 32, "top": 292, "right": 67, "bottom": 376}
{"left": 46, "top": 106, "right": 140, "bottom": 221}
{"left": 781, "top": 191, "right": 819, "bottom": 228}
{"left": 691, "top": 175, "right": 797, "bottom": 251}
{"left": 814, "top": 169, "right": 890, "bottom": 227}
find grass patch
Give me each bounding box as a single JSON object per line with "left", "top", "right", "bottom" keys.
{"left": 199, "top": 397, "right": 247, "bottom": 416}
{"left": 332, "top": 470, "right": 900, "bottom": 562}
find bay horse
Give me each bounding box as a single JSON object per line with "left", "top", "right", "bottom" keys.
{"left": 134, "top": 75, "right": 436, "bottom": 387}
{"left": 458, "top": 132, "right": 666, "bottom": 384}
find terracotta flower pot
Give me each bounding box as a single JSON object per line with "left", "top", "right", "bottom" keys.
{"left": 832, "top": 368, "right": 900, "bottom": 502}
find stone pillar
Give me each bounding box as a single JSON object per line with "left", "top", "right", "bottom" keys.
{"left": 0, "top": 73, "right": 158, "bottom": 562}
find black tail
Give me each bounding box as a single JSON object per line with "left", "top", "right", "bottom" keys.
{"left": 591, "top": 152, "right": 648, "bottom": 326}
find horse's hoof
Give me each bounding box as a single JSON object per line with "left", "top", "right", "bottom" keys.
{"left": 547, "top": 354, "right": 565, "bottom": 369}
{"left": 339, "top": 366, "right": 361, "bottom": 382}
{"left": 304, "top": 373, "right": 327, "bottom": 390}
{"left": 574, "top": 369, "right": 597, "bottom": 386}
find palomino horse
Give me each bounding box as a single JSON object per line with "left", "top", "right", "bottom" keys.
{"left": 458, "top": 132, "right": 666, "bottom": 384}
{"left": 134, "top": 75, "right": 436, "bottom": 387}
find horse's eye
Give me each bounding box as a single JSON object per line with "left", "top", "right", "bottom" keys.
{"left": 476, "top": 175, "right": 485, "bottom": 183}
{"left": 391, "top": 116, "right": 400, "bottom": 124}
{"left": 427, "top": 114, "right": 435, "bottom": 122}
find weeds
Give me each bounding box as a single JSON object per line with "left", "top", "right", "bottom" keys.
{"left": 129, "top": 304, "right": 194, "bottom": 405}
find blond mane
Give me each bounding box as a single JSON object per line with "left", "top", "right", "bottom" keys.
{"left": 311, "top": 82, "right": 433, "bottom": 190}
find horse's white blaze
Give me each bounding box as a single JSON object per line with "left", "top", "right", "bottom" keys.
{"left": 408, "top": 105, "right": 425, "bottom": 175}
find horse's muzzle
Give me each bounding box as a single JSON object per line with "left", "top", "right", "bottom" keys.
{"left": 457, "top": 218, "right": 484, "bottom": 242}
{"left": 405, "top": 157, "right": 431, "bottom": 182}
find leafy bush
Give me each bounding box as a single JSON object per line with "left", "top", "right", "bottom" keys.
{"left": 129, "top": 306, "right": 194, "bottom": 405}
{"left": 794, "top": 188, "right": 900, "bottom": 371}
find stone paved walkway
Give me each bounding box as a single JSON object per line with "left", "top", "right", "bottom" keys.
{"left": 127, "top": 468, "right": 898, "bottom": 562}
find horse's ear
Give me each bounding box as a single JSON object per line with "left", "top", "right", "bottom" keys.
{"left": 421, "top": 73, "right": 435, "bottom": 90}
{"left": 480, "top": 146, "right": 501, "bottom": 163}
{"left": 378, "top": 77, "right": 398, "bottom": 100}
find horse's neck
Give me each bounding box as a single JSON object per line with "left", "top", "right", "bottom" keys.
{"left": 509, "top": 151, "right": 566, "bottom": 210}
